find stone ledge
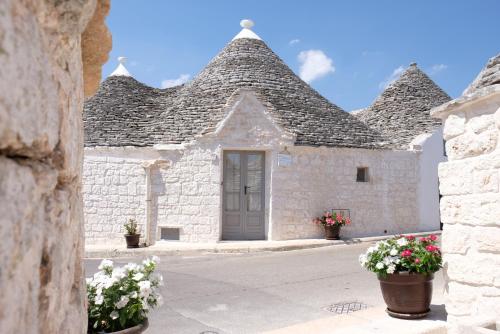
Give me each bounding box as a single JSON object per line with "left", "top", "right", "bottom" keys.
{"left": 84, "top": 230, "right": 441, "bottom": 258}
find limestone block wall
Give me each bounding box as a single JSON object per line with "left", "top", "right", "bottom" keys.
{"left": 83, "top": 153, "right": 148, "bottom": 244}
{"left": 271, "top": 146, "right": 420, "bottom": 240}
{"left": 432, "top": 85, "right": 500, "bottom": 323}
{"left": 0, "top": 0, "right": 109, "bottom": 333}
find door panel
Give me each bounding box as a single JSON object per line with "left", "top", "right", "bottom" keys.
{"left": 222, "top": 151, "right": 265, "bottom": 240}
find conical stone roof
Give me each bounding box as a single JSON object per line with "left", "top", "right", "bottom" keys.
{"left": 84, "top": 29, "right": 384, "bottom": 148}
{"left": 463, "top": 53, "right": 500, "bottom": 95}
{"left": 355, "top": 64, "right": 451, "bottom": 148}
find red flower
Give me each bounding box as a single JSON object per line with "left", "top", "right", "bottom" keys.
{"left": 426, "top": 245, "right": 438, "bottom": 252}
{"left": 429, "top": 234, "right": 437, "bottom": 241}
{"left": 415, "top": 258, "right": 421, "bottom": 264}
{"left": 345, "top": 218, "right": 351, "bottom": 225}
{"left": 401, "top": 249, "right": 412, "bottom": 257}
{"left": 419, "top": 237, "right": 427, "bottom": 242}
{"left": 405, "top": 235, "right": 415, "bottom": 241}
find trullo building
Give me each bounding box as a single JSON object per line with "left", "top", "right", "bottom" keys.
{"left": 83, "top": 20, "right": 450, "bottom": 245}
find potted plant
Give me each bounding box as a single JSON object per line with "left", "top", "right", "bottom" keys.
{"left": 86, "top": 257, "right": 164, "bottom": 333}
{"left": 313, "top": 211, "right": 351, "bottom": 240}
{"left": 124, "top": 218, "right": 140, "bottom": 248}
{"left": 359, "top": 234, "right": 442, "bottom": 319}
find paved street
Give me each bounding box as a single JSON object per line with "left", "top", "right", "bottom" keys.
{"left": 84, "top": 243, "right": 445, "bottom": 334}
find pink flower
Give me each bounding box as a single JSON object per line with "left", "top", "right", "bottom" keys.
{"left": 419, "top": 237, "right": 427, "bottom": 242}
{"left": 326, "top": 218, "right": 334, "bottom": 225}
{"left": 426, "top": 245, "right": 438, "bottom": 252}
{"left": 401, "top": 249, "right": 412, "bottom": 257}
{"left": 405, "top": 235, "right": 415, "bottom": 241}
{"left": 345, "top": 218, "right": 351, "bottom": 225}
{"left": 429, "top": 234, "right": 437, "bottom": 241}
{"left": 415, "top": 258, "right": 421, "bottom": 264}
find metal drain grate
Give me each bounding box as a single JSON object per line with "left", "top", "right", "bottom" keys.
{"left": 324, "top": 302, "right": 368, "bottom": 314}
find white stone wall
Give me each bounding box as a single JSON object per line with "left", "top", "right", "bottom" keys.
{"left": 411, "top": 127, "right": 447, "bottom": 231}
{"left": 432, "top": 86, "right": 500, "bottom": 324}
{"left": 84, "top": 90, "right": 429, "bottom": 244}
{"left": 270, "top": 146, "right": 420, "bottom": 240}
{"left": 83, "top": 153, "right": 148, "bottom": 244}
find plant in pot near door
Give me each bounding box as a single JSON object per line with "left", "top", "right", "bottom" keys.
{"left": 87, "top": 257, "right": 164, "bottom": 333}
{"left": 124, "top": 219, "right": 140, "bottom": 248}
{"left": 313, "top": 211, "right": 351, "bottom": 240}
{"left": 359, "top": 234, "right": 442, "bottom": 319}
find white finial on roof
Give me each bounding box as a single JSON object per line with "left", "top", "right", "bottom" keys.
{"left": 110, "top": 56, "right": 131, "bottom": 77}
{"left": 240, "top": 19, "right": 254, "bottom": 29}
{"left": 232, "top": 19, "right": 262, "bottom": 41}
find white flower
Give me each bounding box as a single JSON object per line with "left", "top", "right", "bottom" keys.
{"left": 387, "top": 264, "right": 396, "bottom": 274}
{"left": 124, "top": 263, "right": 140, "bottom": 272}
{"left": 139, "top": 280, "right": 152, "bottom": 298}
{"left": 103, "top": 276, "right": 118, "bottom": 289}
{"left": 396, "top": 238, "right": 408, "bottom": 247}
{"left": 143, "top": 257, "right": 157, "bottom": 267}
{"left": 152, "top": 256, "right": 160, "bottom": 264}
{"left": 112, "top": 268, "right": 126, "bottom": 280}
{"left": 367, "top": 246, "right": 376, "bottom": 254}
{"left": 150, "top": 273, "right": 164, "bottom": 286}
{"left": 390, "top": 248, "right": 398, "bottom": 256}
{"left": 133, "top": 272, "right": 144, "bottom": 281}
{"left": 376, "top": 262, "right": 384, "bottom": 270}
{"left": 115, "top": 295, "right": 129, "bottom": 309}
{"left": 110, "top": 310, "right": 119, "bottom": 320}
{"left": 129, "top": 291, "right": 138, "bottom": 299}
{"left": 86, "top": 278, "right": 93, "bottom": 285}
{"left": 359, "top": 254, "right": 368, "bottom": 266}
{"left": 94, "top": 294, "right": 104, "bottom": 305}
{"left": 98, "top": 259, "right": 113, "bottom": 270}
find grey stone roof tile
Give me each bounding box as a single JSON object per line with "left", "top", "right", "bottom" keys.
{"left": 354, "top": 64, "right": 451, "bottom": 148}
{"left": 84, "top": 38, "right": 385, "bottom": 148}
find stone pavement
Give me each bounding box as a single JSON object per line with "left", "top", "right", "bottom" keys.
{"left": 85, "top": 230, "right": 441, "bottom": 258}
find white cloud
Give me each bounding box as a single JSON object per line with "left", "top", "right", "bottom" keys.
{"left": 161, "top": 74, "right": 190, "bottom": 88}
{"left": 428, "top": 64, "right": 448, "bottom": 75}
{"left": 289, "top": 39, "right": 300, "bottom": 46}
{"left": 379, "top": 66, "right": 405, "bottom": 89}
{"left": 297, "top": 50, "right": 335, "bottom": 83}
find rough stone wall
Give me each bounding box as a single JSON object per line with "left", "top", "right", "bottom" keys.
{"left": 433, "top": 86, "right": 500, "bottom": 324}
{"left": 84, "top": 91, "right": 425, "bottom": 244}
{"left": 271, "top": 146, "right": 420, "bottom": 240}
{"left": 83, "top": 152, "right": 148, "bottom": 244}
{"left": 0, "top": 0, "right": 108, "bottom": 333}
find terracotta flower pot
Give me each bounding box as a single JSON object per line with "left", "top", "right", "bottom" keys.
{"left": 378, "top": 272, "right": 434, "bottom": 319}
{"left": 124, "top": 234, "right": 140, "bottom": 248}
{"left": 108, "top": 319, "right": 149, "bottom": 334}
{"left": 324, "top": 225, "right": 341, "bottom": 240}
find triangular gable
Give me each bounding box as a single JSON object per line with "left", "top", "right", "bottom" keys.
{"left": 201, "top": 89, "right": 295, "bottom": 147}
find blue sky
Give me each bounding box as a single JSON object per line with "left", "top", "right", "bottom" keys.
{"left": 102, "top": 0, "right": 500, "bottom": 111}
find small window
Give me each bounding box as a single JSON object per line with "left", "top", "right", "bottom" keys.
{"left": 160, "top": 227, "right": 180, "bottom": 241}
{"left": 356, "top": 167, "right": 369, "bottom": 182}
